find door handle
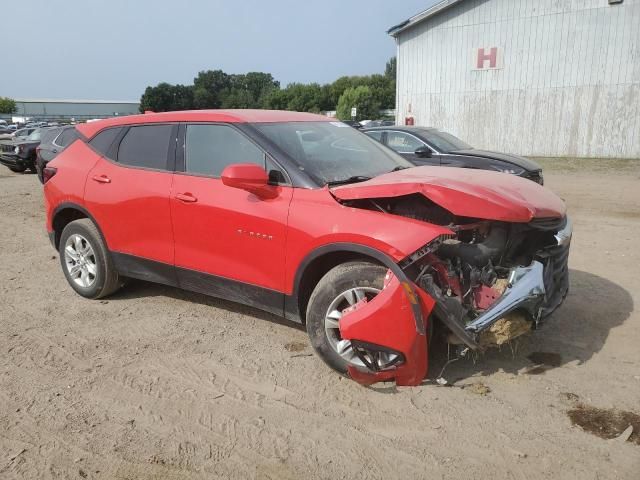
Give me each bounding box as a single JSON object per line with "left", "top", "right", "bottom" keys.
{"left": 176, "top": 192, "right": 198, "bottom": 203}
{"left": 92, "top": 174, "right": 111, "bottom": 184}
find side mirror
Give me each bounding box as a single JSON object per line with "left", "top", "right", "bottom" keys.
{"left": 221, "top": 163, "right": 269, "bottom": 192}
{"left": 414, "top": 146, "right": 432, "bottom": 158}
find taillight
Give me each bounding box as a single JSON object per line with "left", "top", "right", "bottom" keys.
{"left": 43, "top": 166, "right": 57, "bottom": 184}
{"left": 36, "top": 146, "right": 41, "bottom": 158}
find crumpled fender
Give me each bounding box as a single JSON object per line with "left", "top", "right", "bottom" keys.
{"left": 339, "top": 273, "right": 436, "bottom": 386}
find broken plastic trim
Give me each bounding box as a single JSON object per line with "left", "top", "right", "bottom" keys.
{"left": 465, "top": 261, "right": 546, "bottom": 334}
{"left": 398, "top": 234, "right": 452, "bottom": 270}
{"left": 554, "top": 216, "right": 573, "bottom": 247}
{"left": 350, "top": 340, "right": 405, "bottom": 372}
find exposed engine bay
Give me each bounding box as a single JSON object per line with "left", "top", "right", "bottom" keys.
{"left": 342, "top": 194, "right": 572, "bottom": 349}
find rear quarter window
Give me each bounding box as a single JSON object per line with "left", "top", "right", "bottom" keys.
{"left": 89, "top": 127, "right": 123, "bottom": 158}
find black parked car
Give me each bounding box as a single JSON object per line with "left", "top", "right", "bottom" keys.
{"left": 0, "top": 128, "right": 46, "bottom": 173}
{"left": 35, "top": 126, "right": 79, "bottom": 182}
{"left": 364, "top": 120, "right": 396, "bottom": 128}
{"left": 341, "top": 120, "right": 363, "bottom": 129}
{"left": 362, "top": 126, "right": 544, "bottom": 184}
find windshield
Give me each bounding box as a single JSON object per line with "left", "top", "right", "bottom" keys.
{"left": 423, "top": 130, "right": 472, "bottom": 153}
{"left": 26, "top": 129, "right": 42, "bottom": 141}
{"left": 253, "top": 121, "right": 413, "bottom": 186}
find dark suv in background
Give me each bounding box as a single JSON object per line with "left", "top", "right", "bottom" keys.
{"left": 362, "top": 126, "right": 544, "bottom": 184}
{"left": 0, "top": 128, "right": 45, "bottom": 173}
{"left": 35, "top": 126, "right": 79, "bottom": 182}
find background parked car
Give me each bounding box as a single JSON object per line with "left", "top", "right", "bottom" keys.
{"left": 35, "top": 126, "right": 79, "bottom": 182}
{"left": 0, "top": 127, "right": 36, "bottom": 141}
{"left": 362, "top": 126, "right": 544, "bottom": 184}
{"left": 364, "top": 119, "right": 395, "bottom": 128}
{"left": 341, "top": 120, "right": 363, "bottom": 129}
{"left": 0, "top": 127, "right": 45, "bottom": 173}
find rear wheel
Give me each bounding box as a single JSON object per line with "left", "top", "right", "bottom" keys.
{"left": 306, "top": 261, "right": 386, "bottom": 373}
{"left": 59, "top": 219, "right": 121, "bottom": 299}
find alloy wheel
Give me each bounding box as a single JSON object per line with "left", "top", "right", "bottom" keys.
{"left": 64, "top": 234, "right": 97, "bottom": 288}
{"left": 324, "top": 286, "right": 383, "bottom": 367}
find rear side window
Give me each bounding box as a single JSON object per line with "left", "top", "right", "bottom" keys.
{"left": 185, "top": 124, "right": 264, "bottom": 177}
{"left": 364, "top": 131, "right": 383, "bottom": 141}
{"left": 89, "top": 128, "right": 122, "bottom": 157}
{"left": 117, "top": 125, "right": 174, "bottom": 170}
{"left": 40, "top": 128, "right": 60, "bottom": 143}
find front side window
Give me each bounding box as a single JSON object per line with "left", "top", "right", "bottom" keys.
{"left": 253, "top": 121, "right": 412, "bottom": 186}
{"left": 386, "top": 132, "right": 424, "bottom": 153}
{"left": 117, "top": 124, "right": 174, "bottom": 170}
{"left": 185, "top": 124, "right": 264, "bottom": 177}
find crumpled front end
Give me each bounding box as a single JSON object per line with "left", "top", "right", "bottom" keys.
{"left": 338, "top": 201, "right": 572, "bottom": 386}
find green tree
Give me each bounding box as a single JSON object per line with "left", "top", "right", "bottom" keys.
{"left": 336, "top": 86, "right": 381, "bottom": 121}
{"left": 0, "top": 97, "right": 17, "bottom": 114}
{"left": 385, "top": 57, "right": 396, "bottom": 80}
{"left": 193, "top": 70, "right": 231, "bottom": 108}
{"left": 139, "top": 83, "right": 194, "bottom": 112}
{"left": 283, "top": 83, "right": 327, "bottom": 112}
{"left": 261, "top": 88, "right": 290, "bottom": 110}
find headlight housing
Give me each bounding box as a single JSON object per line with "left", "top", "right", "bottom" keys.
{"left": 14, "top": 146, "right": 20, "bottom": 154}
{"left": 489, "top": 164, "right": 525, "bottom": 175}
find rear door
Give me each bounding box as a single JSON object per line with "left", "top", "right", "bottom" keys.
{"left": 170, "top": 123, "right": 293, "bottom": 313}
{"left": 84, "top": 124, "right": 177, "bottom": 268}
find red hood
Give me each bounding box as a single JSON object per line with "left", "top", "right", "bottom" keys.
{"left": 331, "top": 166, "right": 566, "bottom": 222}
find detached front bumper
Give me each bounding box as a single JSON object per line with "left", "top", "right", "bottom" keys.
{"left": 339, "top": 273, "right": 435, "bottom": 386}
{"left": 340, "top": 219, "right": 572, "bottom": 387}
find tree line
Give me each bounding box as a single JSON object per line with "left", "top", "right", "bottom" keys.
{"left": 0, "top": 97, "right": 17, "bottom": 114}
{"left": 140, "top": 58, "right": 396, "bottom": 121}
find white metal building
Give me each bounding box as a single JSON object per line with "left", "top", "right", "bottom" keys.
{"left": 7, "top": 98, "right": 140, "bottom": 122}
{"left": 389, "top": 0, "right": 640, "bottom": 158}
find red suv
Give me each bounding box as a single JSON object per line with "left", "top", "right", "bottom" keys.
{"left": 44, "top": 110, "right": 571, "bottom": 386}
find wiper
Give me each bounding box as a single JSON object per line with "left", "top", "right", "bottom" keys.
{"left": 326, "top": 175, "right": 372, "bottom": 186}
{"left": 389, "top": 166, "right": 409, "bottom": 173}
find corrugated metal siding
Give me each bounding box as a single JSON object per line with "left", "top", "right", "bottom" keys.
{"left": 396, "top": 0, "right": 640, "bottom": 158}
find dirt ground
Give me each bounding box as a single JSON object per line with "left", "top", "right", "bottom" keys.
{"left": 1, "top": 162, "right": 639, "bottom": 479}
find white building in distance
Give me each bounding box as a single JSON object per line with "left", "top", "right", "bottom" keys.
{"left": 389, "top": 0, "right": 639, "bottom": 158}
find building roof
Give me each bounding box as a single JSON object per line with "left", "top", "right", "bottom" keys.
{"left": 76, "top": 109, "right": 332, "bottom": 138}
{"left": 14, "top": 98, "right": 139, "bottom": 104}
{"left": 387, "top": 0, "right": 466, "bottom": 37}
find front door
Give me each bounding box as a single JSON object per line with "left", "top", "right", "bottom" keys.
{"left": 384, "top": 130, "right": 439, "bottom": 166}
{"left": 170, "top": 123, "right": 293, "bottom": 315}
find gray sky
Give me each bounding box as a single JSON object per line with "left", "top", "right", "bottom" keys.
{"left": 1, "top": 0, "right": 435, "bottom": 101}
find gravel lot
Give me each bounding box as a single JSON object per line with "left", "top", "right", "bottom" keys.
{"left": 1, "top": 163, "right": 639, "bottom": 479}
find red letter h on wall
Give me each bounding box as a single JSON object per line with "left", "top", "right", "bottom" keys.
{"left": 477, "top": 47, "right": 497, "bottom": 69}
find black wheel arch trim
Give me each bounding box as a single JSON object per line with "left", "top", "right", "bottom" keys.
{"left": 50, "top": 202, "right": 108, "bottom": 251}
{"left": 288, "top": 242, "right": 425, "bottom": 334}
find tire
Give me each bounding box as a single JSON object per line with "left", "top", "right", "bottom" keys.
{"left": 59, "top": 219, "right": 121, "bottom": 299}
{"left": 8, "top": 165, "right": 26, "bottom": 173}
{"left": 306, "top": 261, "right": 386, "bottom": 374}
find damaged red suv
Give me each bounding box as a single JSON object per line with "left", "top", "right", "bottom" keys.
{"left": 43, "top": 110, "right": 571, "bottom": 386}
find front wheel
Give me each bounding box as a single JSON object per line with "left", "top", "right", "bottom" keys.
{"left": 8, "top": 165, "right": 26, "bottom": 173}
{"left": 59, "top": 219, "right": 122, "bottom": 299}
{"left": 306, "top": 261, "right": 386, "bottom": 374}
